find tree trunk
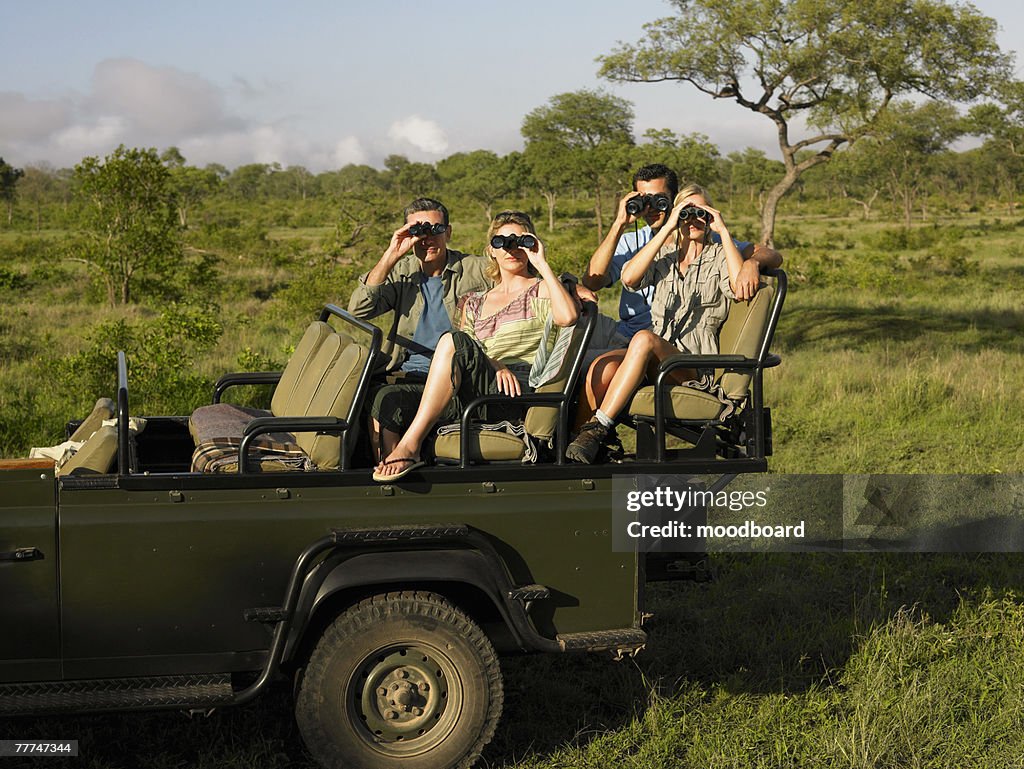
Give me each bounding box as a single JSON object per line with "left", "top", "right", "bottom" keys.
{"left": 759, "top": 171, "right": 800, "bottom": 247}
{"left": 543, "top": 191, "right": 557, "bottom": 231}
{"left": 847, "top": 190, "right": 879, "bottom": 220}
{"left": 593, "top": 183, "right": 604, "bottom": 245}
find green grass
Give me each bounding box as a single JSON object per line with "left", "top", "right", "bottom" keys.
{"left": 3, "top": 554, "right": 1023, "bottom": 767}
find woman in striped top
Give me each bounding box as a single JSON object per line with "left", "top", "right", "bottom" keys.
{"left": 373, "top": 211, "right": 578, "bottom": 481}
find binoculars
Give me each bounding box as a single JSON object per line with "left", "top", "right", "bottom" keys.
{"left": 408, "top": 222, "right": 447, "bottom": 237}
{"left": 490, "top": 233, "right": 537, "bottom": 250}
{"left": 625, "top": 193, "right": 671, "bottom": 216}
{"left": 678, "top": 206, "right": 712, "bottom": 226}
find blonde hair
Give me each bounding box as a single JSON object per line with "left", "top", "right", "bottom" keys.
{"left": 484, "top": 210, "right": 538, "bottom": 282}
{"left": 675, "top": 183, "right": 712, "bottom": 207}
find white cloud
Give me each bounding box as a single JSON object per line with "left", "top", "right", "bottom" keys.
{"left": 89, "top": 58, "right": 239, "bottom": 139}
{"left": 387, "top": 115, "right": 448, "bottom": 155}
{"left": 52, "top": 116, "right": 128, "bottom": 156}
{"left": 0, "top": 92, "right": 72, "bottom": 141}
{"left": 4, "top": 60, "right": 388, "bottom": 171}
{"left": 332, "top": 136, "right": 367, "bottom": 166}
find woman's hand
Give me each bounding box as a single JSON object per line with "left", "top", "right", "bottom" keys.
{"left": 524, "top": 234, "right": 548, "bottom": 272}
{"left": 700, "top": 204, "right": 730, "bottom": 239}
{"left": 666, "top": 200, "right": 690, "bottom": 234}
{"left": 493, "top": 362, "right": 521, "bottom": 397}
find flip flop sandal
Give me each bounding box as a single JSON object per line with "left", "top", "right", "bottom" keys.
{"left": 372, "top": 457, "right": 426, "bottom": 483}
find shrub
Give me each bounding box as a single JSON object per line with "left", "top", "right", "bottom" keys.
{"left": 52, "top": 304, "right": 223, "bottom": 415}
{"left": 0, "top": 266, "right": 28, "bottom": 291}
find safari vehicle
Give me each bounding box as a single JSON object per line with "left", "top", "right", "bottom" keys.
{"left": 0, "top": 270, "right": 785, "bottom": 769}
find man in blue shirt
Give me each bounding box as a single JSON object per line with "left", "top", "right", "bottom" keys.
{"left": 577, "top": 164, "right": 782, "bottom": 430}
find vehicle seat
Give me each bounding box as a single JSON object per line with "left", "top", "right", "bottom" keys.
{"left": 628, "top": 275, "right": 777, "bottom": 421}
{"left": 189, "top": 322, "right": 373, "bottom": 472}
{"left": 59, "top": 425, "right": 118, "bottom": 476}
{"left": 69, "top": 397, "right": 115, "bottom": 442}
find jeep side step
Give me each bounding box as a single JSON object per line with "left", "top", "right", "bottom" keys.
{"left": 0, "top": 674, "right": 233, "bottom": 716}
{"left": 555, "top": 629, "right": 647, "bottom": 659}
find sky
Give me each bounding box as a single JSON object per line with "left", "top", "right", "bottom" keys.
{"left": 2, "top": 0, "right": 1022, "bottom": 172}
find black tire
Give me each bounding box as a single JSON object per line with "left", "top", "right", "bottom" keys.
{"left": 295, "top": 590, "right": 503, "bottom": 769}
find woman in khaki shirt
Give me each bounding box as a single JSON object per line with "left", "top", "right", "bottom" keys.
{"left": 566, "top": 184, "right": 746, "bottom": 464}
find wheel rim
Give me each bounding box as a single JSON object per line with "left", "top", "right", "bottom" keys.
{"left": 349, "top": 641, "right": 463, "bottom": 757}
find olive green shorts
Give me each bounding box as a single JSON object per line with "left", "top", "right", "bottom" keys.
{"left": 370, "top": 331, "right": 525, "bottom": 434}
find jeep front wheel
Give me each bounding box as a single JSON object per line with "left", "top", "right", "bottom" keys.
{"left": 295, "top": 590, "right": 503, "bottom": 769}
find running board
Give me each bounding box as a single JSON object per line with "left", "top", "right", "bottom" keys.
{"left": 556, "top": 628, "right": 647, "bottom": 658}
{"left": 0, "top": 674, "right": 233, "bottom": 715}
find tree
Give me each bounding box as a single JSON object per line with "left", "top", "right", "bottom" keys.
{"left": 437, "top": 150, "right": 513, "bottom": 222}
{"left": 966, "top": 79, "right": 1024, "bottom": 158}
{"left": 318, "top": 164, "right": 385, "bottom": 198}
{"left": 0, "top": 157, "right": 25, "bottom": 226}
{"left": 849, "top": 101, "right": 962, "bottom": 226}
{"left": 522, "top": 140, "right": 575, "bottom": 232}
{"left": 636, "top": 129, "right": 721, "bottom": 187}
{"left": 74, "top": 146, "right": 181, "bottom": 305}
{"left": 724, "top": 148, "right": 784, "bottom": 212}
{"left": 160, "top": 149, "right": 221, "bottom": 228}
{"left": 822, "top": 148, "right": 883, "bottom": 219}
{"left": 383, "top": 155, "right": 440, "bottom": 203}
{"left": 227, "top": 163, "right": 275, "bottom": 200}
{"left": 16, "top": 165, "right": 58, "bottom": 230}
{"left": 522, "top": 89, "right": 635, "bottom": 241}
{"left": 599, "top": 0, "right": 1013, "bottom": 245}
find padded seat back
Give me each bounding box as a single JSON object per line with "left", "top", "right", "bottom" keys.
{"left": 716, "top": 276, "right": 776, "bottom": 399}
{"left": 69, "top": 397, "right": 115, "bottom": 442}
{"left": 270, "top": 321, "right": 334, "bottom": 416}
{"left": 296, "top": 335, "right": 371, "bottom": 469}
{"left": 524, "top": 313, "right": 593, "bottom": 442}
{"left": 59, "top": 425, "right": 117, "bottom": 476}
{"left": 274, "top": 332, "right": 350, "bottom": 417}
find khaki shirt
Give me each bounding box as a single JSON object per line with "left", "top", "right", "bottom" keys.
{"left": 347, "top": 248, "right": 491, "bottom": 370}
{"left": 634, "top": 242, "right": 736, "bottom": 354}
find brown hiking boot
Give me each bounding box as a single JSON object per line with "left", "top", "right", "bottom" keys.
{"left": 566, "top": 421, "right": 610, "bottom": 464}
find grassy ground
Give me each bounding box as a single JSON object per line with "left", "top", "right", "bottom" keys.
{"left": 3, "top": 554, "right": 1023, "bottom": 768}
{"left": 1, "top": 213, "right": 1023, "bottom": 767}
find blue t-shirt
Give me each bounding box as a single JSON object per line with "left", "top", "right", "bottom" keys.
{"left": 401, "top": 276, "right": 452, "bottom": 374}
{"left": 608, "top": 225, "right": 750, "bottom": 340}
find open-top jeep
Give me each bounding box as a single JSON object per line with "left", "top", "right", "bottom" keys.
{"left": 0, "top": 271, "right": 784, "bottom": 769}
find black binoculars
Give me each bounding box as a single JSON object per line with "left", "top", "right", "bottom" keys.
{"left": 678, "top": 206, "right": 712, "bottom": 226}
{"left": 625, "top": 193, "right": 671, "bottom": 216}
{"left": 408, "top": 222, "right": 447, "bottom": 237}
{"left": 490, "top": 233, "right": 537, "bottom": 250}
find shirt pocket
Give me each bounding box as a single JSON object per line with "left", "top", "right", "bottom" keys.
{"left": 694, "top": 267, "right": 724, "bottom": 309}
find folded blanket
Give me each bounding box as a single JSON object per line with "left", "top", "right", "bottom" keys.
{"left": 192, "top": 435, "right": 313, "bottom": 474}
